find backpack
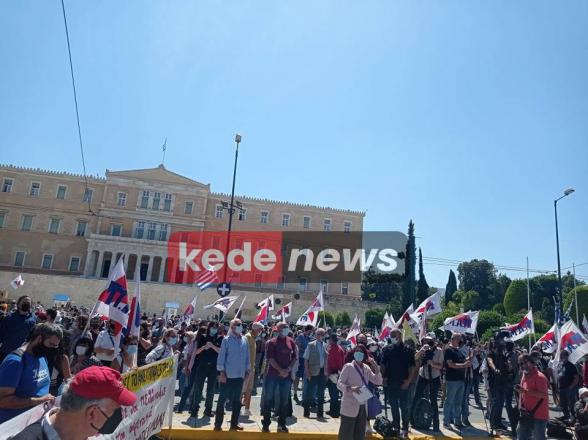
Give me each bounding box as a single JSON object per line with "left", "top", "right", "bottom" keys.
{"left": 412, "top": 396, "right": 433, "bottom": 429}
{"left": 547, "top": 420, "right": 573, "bottom": 439}
{"left": 374, "top": 415, "right": 400, "bottom": 439}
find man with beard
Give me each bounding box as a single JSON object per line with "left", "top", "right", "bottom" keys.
{"left": 0, "top": 295, "right": 37, "bottom": 363}
{"left": 0, "top": 323, "right": 63, "bottom": 423}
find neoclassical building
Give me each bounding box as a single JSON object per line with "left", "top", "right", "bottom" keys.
{"left": 0, "top": 164, "right": 365, "bottom": 298}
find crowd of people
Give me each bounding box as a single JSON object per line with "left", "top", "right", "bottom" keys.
{"left": 2, "top": 295, "right": 588, "bottom": 440}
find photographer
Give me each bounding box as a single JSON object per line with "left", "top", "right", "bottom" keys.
{"left": 411, "top": 333, "right": 444, "bottom": 432}
{"left": 487, "top": 338, "right": 517, "bottom": 434}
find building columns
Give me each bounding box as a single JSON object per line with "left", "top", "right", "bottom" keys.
{"left": 158, "top": 258, "right": 166, "bottom": 283}
{"left": 95, "top": 251, "right": 104, "bottom": 278}
{"left": 83, "top": 248, "right": 94, "bottom": 276}
{"left": 146, "top": 256, "right": 154, "bottom": 282}
{"left": 134, "top": 255, "right": 142, "bottom": 281}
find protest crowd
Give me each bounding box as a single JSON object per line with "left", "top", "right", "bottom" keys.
{"left": 2, "top": 277, "right": 588, "bottom": 440}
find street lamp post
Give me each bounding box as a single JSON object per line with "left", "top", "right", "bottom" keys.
{"left": 554, "top": 187, "right": 575, "bottom": 319}
{"left": 221, "top": 134, "right": 243, "bottom": 287}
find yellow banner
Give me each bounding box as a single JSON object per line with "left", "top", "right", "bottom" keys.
{"left": 122, "top": 357, "right": 175, "bottom": 392}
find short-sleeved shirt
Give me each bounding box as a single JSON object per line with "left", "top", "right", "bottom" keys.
{"left": 95, "top": 330, "right": 116, "bottom": 362}
{"left": 520, "top": 369, "right": 549, "bottom": 420}
{"left": 266, "top": 336, "right": 296, "bottom": 378}
{"left": 195, "top": 334, "right": 222, "bottom": 365}
{"left": 444, "top": 346, "right": 466, "bottom": 381}
{"left": 381, "top": 343, "right": 415, "bottom": 385}
{"left": 0, "top": 352, "right": 50, "bottom": 423}
{"left": 296, "top": 333, "right": 312, "bottom": 359}
{"left": 558, "top": 360, "right": 579, "bottom": 389}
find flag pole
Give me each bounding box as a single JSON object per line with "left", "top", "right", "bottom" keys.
{"left": 527, "top": 257, "right": 532, "bottom": 351}
{"left": 574, "top": 263, "right": 579, "bottom": 325}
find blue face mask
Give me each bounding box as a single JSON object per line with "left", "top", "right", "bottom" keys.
{"left": 167, "top": 337, "right": 177, "bottom": 346}
{"left": 281, "top": 328, "right": 290, "bottom": 337}
{"left": 354, "top": 352, "right": 364, "bottom": 362}
{"left": 126, "top": 345, "right": 138, "bottom": 355}
{"left": 235, "top": 325, "right": 243, "bottom": 334}
{"left": 210, "top": 328, "right": 218, "bottom": 336}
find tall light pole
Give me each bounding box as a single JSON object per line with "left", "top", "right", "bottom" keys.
{"left": 219, "top": 134, "right": 244, "bottom": 295}
{"left": 554, "top": 187, "right": 575, "bottom": 319}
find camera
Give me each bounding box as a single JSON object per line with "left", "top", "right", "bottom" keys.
{"left": 421, "top": 346, "right": 436, "bottom": 363}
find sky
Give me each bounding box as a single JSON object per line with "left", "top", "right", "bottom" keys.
{"left": 1, "top": 1, "right": 587, "bottom": 288}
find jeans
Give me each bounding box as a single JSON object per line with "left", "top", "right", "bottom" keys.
{"left": 411, "top": 376, "right": 440, "bottom": 428}
{"left": 177, "top": 366, "right": 198, "bottom": 412}
{"left": 517, "top": 418, "right": 547, "bottom": 440}
{"left": 214, "top": 377, "right": 244, "bottom": 429}
{"left": 191, "top": 362, "right": 217, "bottom": 414}
{"left": 304, "top": 369, "right": 327, "bottom": 416}
{"left": 387, "top": 383, "right": 411, "bottom": 430}
{"left": 262, "top": 375, "right": 292, "bottom": 428}
{"left": 559, "top": 387, "right": 576, "bottom": 419}
{"left": 471, "top": 370, "right": 481, "bottom": 403}
{"left": 490, "top": 384, "right": 517, "bottom": 429}
{"left": 462, "top": 379, "right": 471, "bottom": 420}
{"left": 443, "top": 380, "right": 465, "bottom": 425}
{"left": 327, "top": 380, "right": 341, "bottom": 416}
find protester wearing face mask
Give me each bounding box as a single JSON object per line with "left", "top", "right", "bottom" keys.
{"left": 71, "top": 337, "right": 102, "bottom": 374}
{"left": 303, "top": 328, "right": 328, "bottom": 419}
{"left": 294, "top": 325, "right": 315, "bottom": 404}
{"left": 517, "top": 354, "right": 549, "bottom": 440}
{"left": 557, "top": 349, "right": 580, "bottom": 423}
{"left": 0, "top": 295, "right": 37, "bottom": 363}
{"left": 9, "top": 366, "right": 137, "bottom": 440}
{"left": 94, "top": 320, "right": 118, "bottom": 367}
{"left": 573, "top": 387, "right": 588, "bottom": 439}
{"left": 214, "top": 319, "right": 250, "bottom": 431}
{"left": 112, "top": 335, "right": 139, "bottom": 373}
{"left": 145, "top": 328, "right": 177, "bottom": 364}
{"left": 187, "top": 323, "right": 222, "bottom": 418}
{"left": 381, "top": 329, "right": 417, "bottom": 438}
{"left": 411, "top": 333, "right": 444, "bottom": 432}
{"left": 337, "top": 345, "right": 383, "bottom": 440}
{"left": 0, "top": 323, "right": 62, "bottom": 423}
{"left": 262, "top": 322, "right": 297, "bottom": 433}
{"left": 242, "top": 322, "right": 264, "bottom": 417}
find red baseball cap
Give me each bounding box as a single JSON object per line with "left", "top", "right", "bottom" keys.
{"left": 70, "top": 366, "right": 136, "bottom": 406}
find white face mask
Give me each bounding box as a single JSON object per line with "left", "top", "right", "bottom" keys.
{"left": 369, "top": 346, "right": 378, "bottom": 353}
{"left": 75, "top": 346, "right": 87, "bottom": 356}
{"left": 390, "top": 337, "right": 399, "bottom": 346}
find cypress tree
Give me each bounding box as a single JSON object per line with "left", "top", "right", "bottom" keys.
{"left": 445, "top": 269, "right": 458, "bottom": 304}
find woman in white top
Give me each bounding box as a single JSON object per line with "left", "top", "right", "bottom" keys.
{"left": 146, "top": 328, "right": 177, "bottom": 364}
{"left": 337, "top": 345, "right": 383, "bottom": 440}
{"left": 94, "top": 321, "right": 117, "bottom": 367}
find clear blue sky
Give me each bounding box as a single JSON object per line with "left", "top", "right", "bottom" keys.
{"left": 1, "top": 1, "right": 587, "bottom": 287}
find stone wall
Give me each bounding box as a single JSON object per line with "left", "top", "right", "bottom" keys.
{"left": 0, "top": 270, "right": 385, "bottom": 323}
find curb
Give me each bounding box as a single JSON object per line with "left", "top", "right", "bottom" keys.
{"left": 160, "top": 427, "right": 501, "bottom": 440}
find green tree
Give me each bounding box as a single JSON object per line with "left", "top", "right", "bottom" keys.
{"left": 461, "top": 290, "right": 481, "bottom": 311}
{"left": 503, "top": 279, "right": 529, "bottom": 316}
{"left": 416, "top": 248, "right": 430, "bottom": 303}
{"left": 365, "top": 308, "right": 386, "bottom": 329}
{"left": 457, "top": 259, "right": 497, "bottom": 306}
{"left": 445, "top": 269, "right": 458, "bottom": 305}
{"left": 402, "top": 220, "right": 416, "bottom": 310}
{"left": 491, "top": 274, "right": 512, "bottom": 304}
{"left": 477, "top": 310, "right": 504, "bottom": 336}
{"left": 563, "top": 285, "right": 588, "bottom": 324}
{"left": 322, "top": 311, "right": 335, "bottom": 327}
{"left": 493, "top": 303, "right": 506, "bottom": 315}
{"left": 361, "top": 267, "right": 404, "bottom": 303}
{"left": 336, "top": 311, "right": 352, "bottom": 327}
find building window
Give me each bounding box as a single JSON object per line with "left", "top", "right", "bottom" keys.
{"left": 260, "top": 211, "right": 269, "bottom": 224}
{"left": 111, "top": 224, "right": 122, "bottom": 237}
{"left": 76, "top": 220, "right": 87, "bottom": 237}
{"left": 21, "top": 215, "right": 33, "bottom": 231}
{"left": 152, "top": 192, "right": 161, "bottom": 210}
{"left": 56, "top": 185, "right": 67, "bottom": 200}
{"left": 29, "top": 182, "right": 40, "bottom": 197}
{"left": 140, "top": 191, "right": 149, "bottom": 209}
{"left": 163, "top": 194, "right": 172, "bottom": 211}
{"left": 117, "top": 192, "right": 127, "bottom": 207}
{"left": 341, "top": 282, "right": 349, "bottom": 295}
{"left": 0, "top": 212, "right": 5, "bottom": 228}
{"left": 42, "top": 254, "right": 54, "bottom": 270}
{"left": 277, "top": 276, "right": 286, "bottom": 289}
{"left": 14, "top": 251, "right": 26, "bottom": 267}
{"left": 135, "top": 221, "right": 145, "bottom": 239}
{"left": 159, "top": 224, "right": 168, "bottom": 241}
{"left": 320, "top": 279, "right": 329, "bottom": 293}
{"left": 215, "top": 205, "right": 223, "bottom": 219}
{"left": 344, "top": 221, "right": 352, "bottom": 233}
{"left": 238, "top": 208, "right": 247, "bottom": 221}
{"left": 303, "top": 216, "right": 311, "bottom": 229}
{"left": 254, "top": 273, "right": 262, "bottom": 288}
{"left": 2, "top": 178, "right": 13, "bottom": 193}
{"left": 82, "top": 188, "right": 93, "bottom": 203}
{"left": 282, "top": 214, "right": 290, "bottom": 227}
{"left": 323, "top": 218, "right": 332, "bottom": 231}
{"left": 184, "top": 201, "right": 193, "bottom": 214}
{"left": 49, "top": 218, "right": 61, "bottom": 234}
{"left": 69, "top": 256, "right": 81, "bottom": 272}
{"left": 147, "top": 223, "right": 156, "bottom": 240}
{"left": 298, "top": 278, "right": 307, "bottom": 291}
